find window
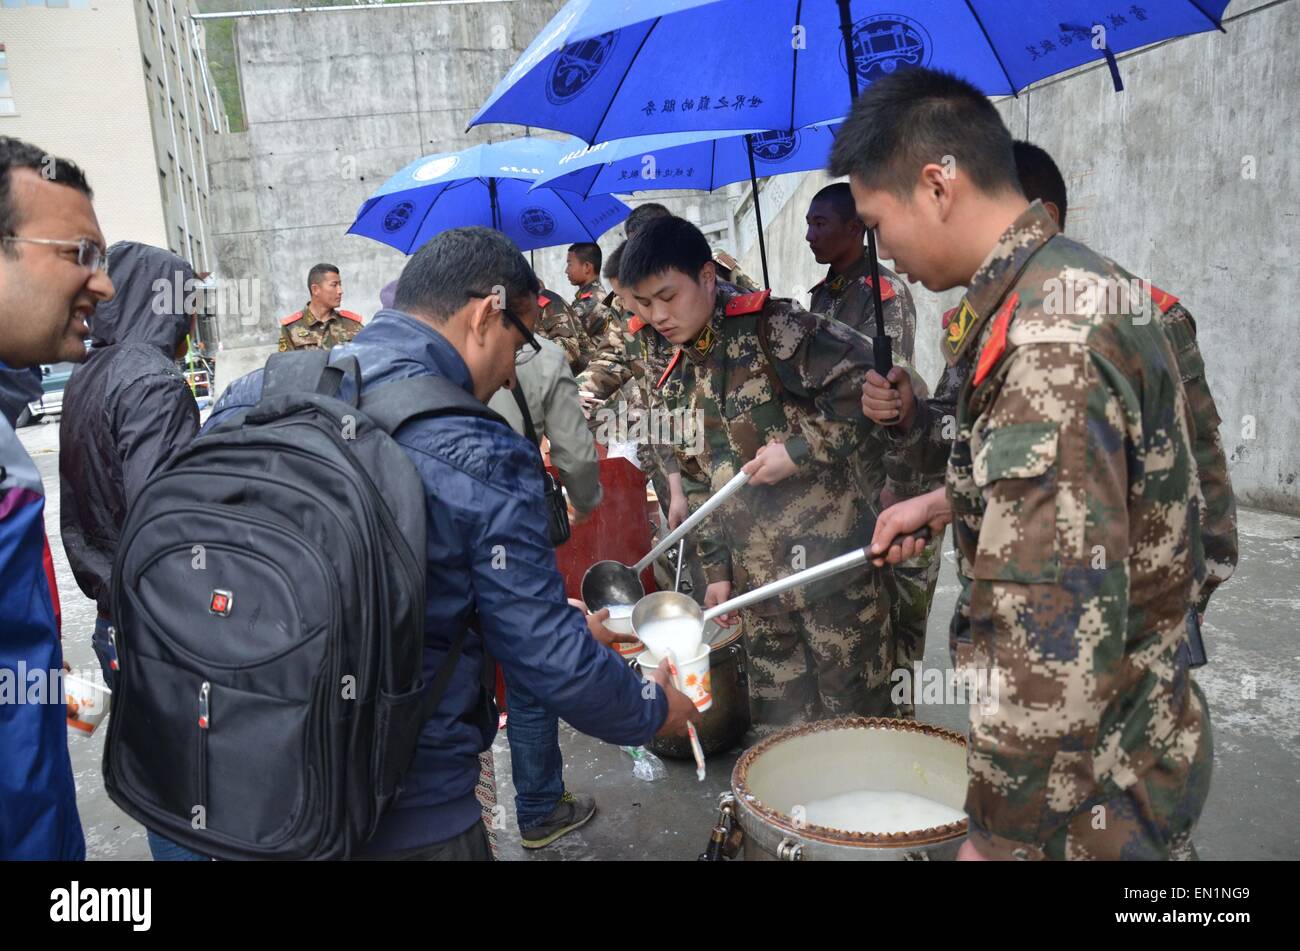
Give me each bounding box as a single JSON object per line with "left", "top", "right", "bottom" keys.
{"left": 0, "top": 46, "right": 14, "bottom": 115}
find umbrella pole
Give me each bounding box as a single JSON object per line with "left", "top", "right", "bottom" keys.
{"left": 744, "top": 135, "right": 771, "bottom": 290}
{"left": 837, "top": 0, "right": 892, "bottom": 375}
{"left": 488, "top": 177, "right": 501, "bottom": 231}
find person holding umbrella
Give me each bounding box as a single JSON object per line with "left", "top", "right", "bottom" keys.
{"left": 839, "top": 67, "right": 1211, "bottom": 861}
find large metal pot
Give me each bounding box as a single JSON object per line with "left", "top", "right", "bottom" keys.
{"left": 719, "top": 717, "right": 968, "bottom": 861}
{"left": 639, "top": 626, "right": 751, "bottom": 759}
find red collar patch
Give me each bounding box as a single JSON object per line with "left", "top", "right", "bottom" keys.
{"left": 973, "top": 292, "right": 1019, "bottom": 388}
{"left": 656, "top": 348, "right": 684, "bottom": 389}
{"left": 628, "top": 315, "right": 647, "bottom": 333}
{"left": 1148, "top": 283, "right": 1180, "bottom": 314}
{"left": 537, "top": 293, "right": 552, "bottom": 308}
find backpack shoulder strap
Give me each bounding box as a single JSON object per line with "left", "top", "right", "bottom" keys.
{"left": 360, "top": 374, "right": 507, "bottom": 435}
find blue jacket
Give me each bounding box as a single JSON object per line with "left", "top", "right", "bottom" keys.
{"left": 0, "top": 415, "right": 86, "bottom": 860}
{"left": 206, "top": 310, "right": 665, "bottom": 853}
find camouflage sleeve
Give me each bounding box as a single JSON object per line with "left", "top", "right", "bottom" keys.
{"left": 277, "top": 327, "right": 292, "bottom": 352}
{"left": 762, "top": 308, "right": 878, "bottom": 466}
{"left": 575, "top": 319, "right": 634, "bottom": 403}
{"left": 960, "top": 342, "right": 1142, "bottom": 861}
{"left": 883, "top": 358, "right": 968, "bottom": 495}
{"left": 883, "top": 276, "right": 918, "bottom": 364}
{"left": 1164, "top": 305, "right": 1237, "bottom": 615}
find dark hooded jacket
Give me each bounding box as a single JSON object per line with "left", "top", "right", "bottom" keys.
{"left": 59, "top": 242, "right": 199, "bottom": 617}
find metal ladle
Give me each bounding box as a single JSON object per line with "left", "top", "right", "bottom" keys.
{"left": 580, "top": 470, "right": 750, "bottom": 615}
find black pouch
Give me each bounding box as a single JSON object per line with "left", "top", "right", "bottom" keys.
{"left": 511, "top": 386, "right": 572, "bottom": 547}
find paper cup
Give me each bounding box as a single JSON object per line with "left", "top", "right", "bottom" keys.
{"left": 65, "top": 673, "right": 111, "bottom": 736}
{"left": 638, "top": 647, "right": 712, "bottom": 712}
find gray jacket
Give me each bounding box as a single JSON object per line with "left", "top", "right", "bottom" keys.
{"left": 488, "top": 336, "right": 602, "bottom": 514}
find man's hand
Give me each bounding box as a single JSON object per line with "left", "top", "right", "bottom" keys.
{"left": 579, "top": 390, "right": 602, "bottom": 416}
{"left": 862, "top": 367, "right": 917, "bottom": 431}
{"left": 667, "top": 486, "right": 689, "bottom": 531}
{"left": 704, "top": 581, "right": 736, "bottom": 627}
{"left": 569, "top": 503, "right": 595, "bottom": 527}
{"left": 648, "top": 665, "right": 703, "bottom": 737}
{"left": 869, "top": 488, "right": 951, "bottom": 567}
{"left": 742, "top": 440, "right": 797, "bottom": 487}
{"left": 571, "top": 599, "right": 638, "bottom": 650}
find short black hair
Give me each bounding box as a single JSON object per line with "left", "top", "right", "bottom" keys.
{"left": 567, "top": 242, "right": 601, "bottom": 274}
{"left": 1013, "top": 140, "right": 1068, "bottom": 229}
{"left": 395, "top": 226, "right": 539, "bottom": 322}
{"left": 828, "top": 67, "right": 1022, "bottom": 200}
{"left": 623, "top": 202, "right": 671, "bottom": 238}
{"left": 619, "top": 216, "right": 712, "bottom": 288}
{"left": 603, "top": 241, "right": 626, "bottom": 282}
{"left": 809, "top": 182, "right": 861, "bottom": 225}
{"left": 0, "top": 136, "right": 93, "bottom": 245}
{"left": 307, "top": 263, "right": 339, "bottom": 293}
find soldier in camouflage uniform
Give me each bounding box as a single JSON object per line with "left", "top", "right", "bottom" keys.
{"left": 835, "top": 68, "right": 1211, "bottom": 860}
{"left": 805, "top": 182, "right": 936, "bottom": 711}
{"left": 622, "top": 215, "right": 903, "bottom": 728}
{"left": 278, "top": 263, "right": 363, "bottom": 351}
{"left": 565, "top": 242, "right": 621, "bottom": 375}
{"left": 536, "top": 286, "right": 589, "bottom": 376}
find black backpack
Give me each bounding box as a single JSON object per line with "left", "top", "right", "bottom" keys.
{"left": 103, "top": 351, "right": 503, "bottom": 860}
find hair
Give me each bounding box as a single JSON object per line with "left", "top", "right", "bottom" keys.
{"left": 567, "top": 242, "right": 601, "bottom": 274}
{"left": 307, "top": 262, "right": 339, "bottom": 293}
{"left": 809, "top": 182, "right": 862, "bottom": 226}
{"left": 394, "top": 226, "right": 539, "bottom": 322}
{"left": 623, "top": 202, "right": 671, "bottom": 238}
{"left": 0, "top": 136, "right": 93, "bottom": 246}
{"left": 603, "top": 241, "right": 626, "bottom": 282}
{"left": 828, "top": 67, "right": 1022, "bottom": 200}
{"left": 1013, "top": 140, "right": 1068, "bottom": 229}
{"left": 619, "top": 216, "right": 713, "bottom": 288}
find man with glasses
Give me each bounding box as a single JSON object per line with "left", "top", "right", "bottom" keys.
{"left": 206, "top": 227, "right": 698, "bottom": 860}
{"left": 0, "top": 135, "right": 114, "bottom": 860}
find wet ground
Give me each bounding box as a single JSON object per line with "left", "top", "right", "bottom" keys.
{"left": 19, "top": 419, "right": 1300, "bottom": 861}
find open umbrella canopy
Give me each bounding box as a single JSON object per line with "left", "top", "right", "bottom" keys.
{"left": 347, "top": 137, "right": 631, "bottom": 254}
{"left": 470, "top": 0, "right": 1231, "bottom": 144}
{"left": 532, "top": 123, "right": 840, "bottom": 198}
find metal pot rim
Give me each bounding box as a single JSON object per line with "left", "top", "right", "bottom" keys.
{"left": 731, "top": 716, "right": 969, "bottom": 848}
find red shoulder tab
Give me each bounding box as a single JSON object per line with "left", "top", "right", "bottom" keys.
{"left": 537, "top": 293, "right": 552, "bottom": 308}
{"left": 725, "top": 289, "right": 771, "bottom": 317}
{"left": 280, "top": 311, "right": 303, "bottom": 326}
{"left": 864, "top": 276, "right": 896, "bottom": 303}
{"left": 656, "top": 348, "right": 684, "bottom": 389}
{"left": 973, "top": 293, "right": 1018, "bottom": 388}
{"left": 628, "top": 315, "right": 647, "bottom": 334}
{"left": 578, "top": 292, "right": 593, "bottom": 300}
{"left": 941, "top": 306, "right": 958, "bottom": 329}
{"left": 338, "top": 310, "right": 364, "bottom": 323}
{"left": 1148, "top": 283, "right": 1179, "bottom": 314}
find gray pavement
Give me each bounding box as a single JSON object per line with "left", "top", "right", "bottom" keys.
{"left": 19, "top": 418, "right": 1300, "bottom": 861}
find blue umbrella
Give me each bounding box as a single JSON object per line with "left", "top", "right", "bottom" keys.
{"left": 471, "top": 0, "right": 1231, "bottom": 373}
{"left": 470, "top": 0, "right": 1231, "bottom": 143}
{"left": 534, "top": 123, "right": 841, "bottom": 287}
{"left": 347, "top": 137, "right": 631, "bottom": 254}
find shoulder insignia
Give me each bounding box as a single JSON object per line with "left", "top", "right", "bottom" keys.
{"left": 537, "top": 293, "right": 552, "bottom": 308}
{"left": 1148, "top": 283, "right": 1180, "bottom": 314}
{"left": 715, "top": 251, "right": 739, "bottom": 269}
{"left": 863, "top": 275, "right": 897, "bottom": 303}
{"left": 338, "top": 310, "right": 364, "bottom": 324}
{"left": 280, "top": 311, "right": 304, "bottom": 326}
{"left": 941, "top": 306, "right": 958, "bottom": 329}
{"left": 628, "top": 315, "right": 647, "bottom": 333}
{"left": 578, "top": 292, "right": 593, "bottom": 300}
{"left": 944, "top": 299, "right": 978, "bottom": 357}
{"left": 656, "top": 348, "right": 684, "bottom": 389}
{"left": 973, "top": 292, "right": 1019, "bottom": 388}
{"left": 725, "top": 289, "right": 771, "bottom": 317}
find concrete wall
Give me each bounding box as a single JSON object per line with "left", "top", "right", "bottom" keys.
{"left": 737, "top": 0, "right": 1300, "bottom": 515}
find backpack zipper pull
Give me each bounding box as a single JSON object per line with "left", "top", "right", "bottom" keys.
{"left": 198, "top": 682, "right": 211, "bottom": 730}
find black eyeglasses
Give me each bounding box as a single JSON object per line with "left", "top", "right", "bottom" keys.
{"left": 469, "top": 290, "right": 541, "bottom": 366}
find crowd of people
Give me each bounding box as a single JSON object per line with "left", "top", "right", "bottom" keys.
{"left": 0, "top": 65, "right": 1234, "bottom": 862}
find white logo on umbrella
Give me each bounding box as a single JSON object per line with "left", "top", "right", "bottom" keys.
{"left": 412, "top": 155, "right": 461, "bottom": 182}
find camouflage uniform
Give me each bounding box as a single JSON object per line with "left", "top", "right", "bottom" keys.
{"left": 658, "top": 285, "right": 901, "bottom": 727}
{"left": 278, "top": 304, "right": 364, "bottom": 351}
{"left": 943, "top": 201, "right": 1211, "bottom": 860}
{"left": 809, "top": 257, "right": 935, "bottom": 710}
{"left": 570, "top": 280, "right": 618, "bottom": 370}
{"left": 576, "top": 290, "right": 637, "bottom": 405}
{"left": 536, "top": 287, "right": 589, "bottom": 376}
{"left": 713, "top": 251, "right": 760, "bottom": 293}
